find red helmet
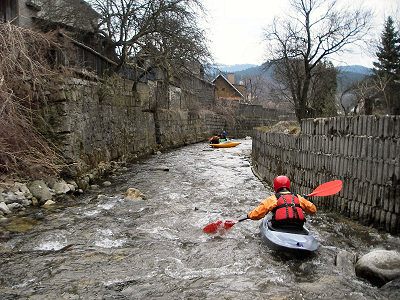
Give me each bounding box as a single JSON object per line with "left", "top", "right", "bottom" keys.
{"left": 273, "top": 175, "right": 290, "bottom": 192}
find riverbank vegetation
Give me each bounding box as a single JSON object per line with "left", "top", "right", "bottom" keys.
{"left": 0, "top": 23, "right": 62, "bottom": 181}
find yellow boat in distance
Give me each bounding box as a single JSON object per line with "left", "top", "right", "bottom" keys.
{"left": 210, "top": 141, "right": 241, "bottom": 148}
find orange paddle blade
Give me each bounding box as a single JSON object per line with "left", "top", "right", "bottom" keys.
{"left": 307, "top": 180, "right": 343, "bottom": 197}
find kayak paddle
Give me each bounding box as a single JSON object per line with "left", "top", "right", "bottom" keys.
{"left": 202, "top": 179, "right": 343, "bottom": 234}
{"left": 306, "top": 179, "right": 342, "bottom": 197}
{"left": 202, "top": 216, "right": 248, "bottom": 234}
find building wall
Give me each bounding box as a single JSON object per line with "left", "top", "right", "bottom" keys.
{"left": 214, "top": 77, "right": 242, "bottom": 100}
{"left": 18, "top": 0, "right": 38, "bottom": 27}
{"left": 252, "top": 116, "right": 400, "bottom": 234}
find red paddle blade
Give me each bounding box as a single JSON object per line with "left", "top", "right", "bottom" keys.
{"left": 203, "top": 220, "right": 223, "bottom": 233}
{"left": 203, "top": 220, "right": 237, "bottom": 233}
{"left": 223, "top": 220, "right": 237, "bottom": 229}
{"left": 308, "top": 180, "right": 343, "bottom": 197}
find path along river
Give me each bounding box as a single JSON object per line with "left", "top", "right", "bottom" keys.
{"left": 1, "top": 139, "right": 399, "bottom": 299}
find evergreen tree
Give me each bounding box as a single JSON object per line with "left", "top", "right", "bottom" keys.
{"left": 373, "top": 16, "right": 400, "bottom": 78}
{"left": 373, "top": 16, "right": 400, "bottom": 114}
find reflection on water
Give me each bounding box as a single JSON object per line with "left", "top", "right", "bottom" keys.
{"left": 0, "top": 139, "right": 398, "bottom": 299}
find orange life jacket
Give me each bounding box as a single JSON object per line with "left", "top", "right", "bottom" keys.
{"left": 272, "top": 193, "right": 305, "bottom": 225}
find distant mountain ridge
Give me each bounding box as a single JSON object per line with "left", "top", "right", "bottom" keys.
{"left": 336, "top": 65, "right": 373, "bottom": 75}
{"left": 215, "top": 64, "right": 372, "bottom": 91}
{"left": 212, "top": 64, "right": 258, "bottom": 73}
{"left": 216, "top": 63, "right": 373, "bottom": 75}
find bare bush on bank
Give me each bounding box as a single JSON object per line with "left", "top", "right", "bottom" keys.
{"left": 0, "top": 22, "right": 63, "bottom": 180}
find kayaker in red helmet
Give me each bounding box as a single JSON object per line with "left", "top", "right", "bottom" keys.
{"left": 247, "top": 175, "right": 316, "bottom": 228}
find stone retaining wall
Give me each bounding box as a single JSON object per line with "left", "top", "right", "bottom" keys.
{"left": 41, "top": 75, "right": 278, "bottom": 177}
{"left": 41, "top": 77, "right": 157, "bottom": 176}
{"left": 252, "top": 116, "right": 400, "bottom": 234}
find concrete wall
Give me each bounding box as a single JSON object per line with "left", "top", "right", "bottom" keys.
{"left": 252, "top": 116, "right": 400, "bottom": 234}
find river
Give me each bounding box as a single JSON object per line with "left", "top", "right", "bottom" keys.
{"left": 1, "top": 139, "right": 399, "bottom": 299}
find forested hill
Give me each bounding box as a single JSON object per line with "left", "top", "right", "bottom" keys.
{"left": 211, "top": 64, "right": 373, "bottom": 91}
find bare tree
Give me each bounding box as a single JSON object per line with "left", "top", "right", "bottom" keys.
{"left": 242, "top": 75, "right": 266, "bottom": 104}
{"left": 337, "top": 84, "right": 357, "bottom": 115}
{"left": 349, "top": 76, "right": 383, "bottom": 115}
{"left": 264, "top": 0, "right": 372, "bottom": 121}
{"left": 86, "top": 0, "right": 210, "bottom": 75}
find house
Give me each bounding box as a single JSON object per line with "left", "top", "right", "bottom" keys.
{"left": 212, "top": 73, "right": 245, "bottom": 101}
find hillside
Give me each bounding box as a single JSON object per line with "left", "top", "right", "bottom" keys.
{"left": 229, "top": 64, "right": 371, "bottom": 91}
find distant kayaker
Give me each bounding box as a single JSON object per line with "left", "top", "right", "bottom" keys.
{"left": 219, "top": 130, "right": 228, "bottom": 140}
{"left": 209, "top": 135, "right": 220, "bottom": 144}
{"left": 246, "top": 175, "right": 316, "bottom": 228}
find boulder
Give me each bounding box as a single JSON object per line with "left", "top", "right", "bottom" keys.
{"left": 124, "top": 188, "right": 145, "bottom": 200}
{"left": 51, "top": 179, "right": 71, "bottom": 195}
{"left": 13, "top": 182, "right": 33, "bottom": 199}
{"left": 27, "top": 180, "right": 53, "bottom": 203}
{"left": 355, "top": 249, "right": 400, "bottom": 286}
{"left": 0, "top": 202, "right": 11, "bottom": 214}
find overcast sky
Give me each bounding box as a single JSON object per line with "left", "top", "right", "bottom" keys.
{"left": 200, "top": 0, "right": 400, "bottom": 68}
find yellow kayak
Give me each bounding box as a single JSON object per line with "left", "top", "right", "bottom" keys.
{"left": 210, "top": 141, "right": 241, "bottom": 148}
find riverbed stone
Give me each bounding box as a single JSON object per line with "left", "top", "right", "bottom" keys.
{"left": 335, "top": 249, "right": 357, "bottom": 276}
{"left": 299, "top": 275, "right": 337, "bottom": 293}
{"left": 124, "top": 188, "right": 145, "bottom": 200}
{"left": 355, "top": 249, "right": 400, "bottom": 286}
{"left": 67, "top": 180, "right": 78, "bottom": 192}
{"left": 0, "top": 202, "right": 11, "bottom": 214}
{"left": 28, "top": 180, "right": 53, "bottom": 203}
{"left": 90, "top": 184, "right": 100, "bottom": 190}
{"left": 380, "top": 277, "right": 400, "bottom": 299}
{"left": 76, "top": 176, "right": 90, "bottom": 190}
{"left": 31, "top": 197, "right": 39, "bottom": 207}
{"left": 7, "top": 202, "right": 23, "bottom": 211}
{"left": 13, "top": 182, "right": 33, "bottom": 199}
{"left": 4, "top": 191, "right": 27, "bottom": 204}
{"left": 51, "top": 179, "right": 71, "bottom": 195}
{"left": 21, "top": 199, "right": 32, "bottom": 207}
{"left": 43, "top": 200, "right": 56, "bottom": 208}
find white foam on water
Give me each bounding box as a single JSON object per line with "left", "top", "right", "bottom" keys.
{"left": 34, "top": 240, "right": 66, "bottom": 251}
{"left": 84, "top": 210, "right": 100, "bottom": 216}
{"left": 94, "top": 238, "right": 127, "bottom": 248}
{"left": 98, "top": 201, "right": 116, "bottom": 210}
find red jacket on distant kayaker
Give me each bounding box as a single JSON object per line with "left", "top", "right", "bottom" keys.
{"left": 247, "top": 175, "right": 316, "bottom": 227}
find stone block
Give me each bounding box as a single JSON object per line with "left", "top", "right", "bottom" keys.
{"left": 395, "top": 188, "right": 400, "bottom": 214}
{"left": 389, "top": 213, "right": 398, "bottom": 234}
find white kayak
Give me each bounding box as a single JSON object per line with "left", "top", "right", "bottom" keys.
{"left": 259, "top": 215, "right": 319, "bottom": 254}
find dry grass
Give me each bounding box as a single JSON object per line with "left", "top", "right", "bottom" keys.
{"left": 256, "top": 121, "right": 301, "bottom": 135}
{"left": 0, "top": 22, "right": 63, "bottom": 179}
